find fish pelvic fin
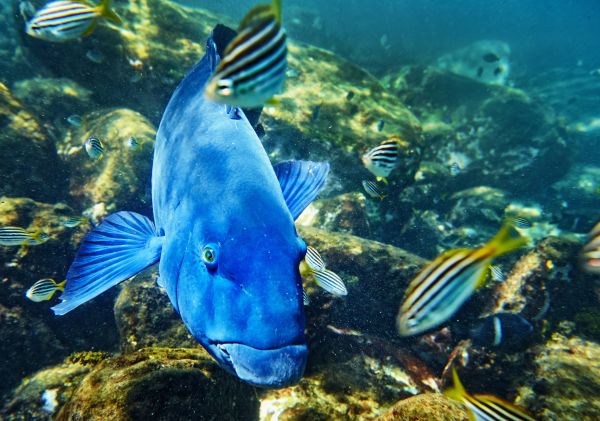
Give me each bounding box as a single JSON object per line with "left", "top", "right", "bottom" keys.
{"left": 444, "top": 367, "right": 470, "bottom": 407}
{"left": 98, "top": 0, "right": 122, "bottom": 25}
{"left": 485, "top": 222, "right": 529, "bottom": 259}
{"left": 51, "top": 211, "right": 163, "bottom": 316}
{"left": 81, "top": 19, "right": 98, "bottom": 37}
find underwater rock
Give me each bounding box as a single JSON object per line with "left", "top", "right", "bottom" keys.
{"left": 517, "top": 332, "right": 600, "bottom": 420}
{"left": 59, "top": 108, "right": 155, "bottom": 217}
{"left": 114, "top": 274, "right": 200, "bottom": 353}
{"left": 12, "top": 77, "right": 95, "bottom": 126}
{"left": 384, "top": 66, "right": 572, "bottom": 195}
{"left": 0, "top": 83, "right": 68, "bottom": 202}
{"left": 297, "top": 192, "right": 371, "bottom": 237}
{"left": 1, "top": 352, "right": 105, "bottom": 420}
{"left": 376, "top": 393, "right": 468, "bottom": 421}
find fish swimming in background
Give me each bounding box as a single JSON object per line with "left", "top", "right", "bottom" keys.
{"left": 362, "top": 179, "right": 387, "bottom": 200}
{"left": 362, "top": 138, "right": 400, "bottom": 182}
{"left": 26, "top": 278, "right": 66, "bottom": 302}
{"left": 85, "top": 48, "right": 105, "bottom": 64}
{"left": 52, "top": 34, "right": 331, "bottom": 388}
{"left": 449, "top": 162, "right": 461, "bottom": 176}
{"left": 311, "top": 103, "right": 322, "bottom": 121}
{"left": 125, "top": 136, "right": 139, "bottom": 150}
{"left": 62, "top": 216, "right": 88, "bottom": 228}
{"left": 84, "top": 136, "right": 104, "bottom": 159}
{"left": 482, "top": 52, "right": 500, "bottom": 63}
{"left": 204, "top": 0, "right": 287, "bottom": 107}
{"left": 511, "top": 217, "right": 532, "bottom": 229}
{"left": 490, "top": 265, "right": 505, "bottom": 282}
{"left": 580, "top": 220, "right": 600, "bottom": 274}
{"left": 302, "top": 246, "right": 347, "bottom": 296}
{"left": 476, "top": 66, "right": 484, "bottom": 78}
{"left": 66, "top": 114, "right": 82, "bottom": 127}
{"left": 0, "top": 227, "right": 49, "bottom": 247}
{"left": 397, "top": 222, "right": 528, "bottom": 336}
{"left": 469, "top": 312, "right": 534, "bottom": 351}
{"left": 376, "top": 119, "right": 385, "bottom": 132}
{"left": 26, "top": 0, "right": 122, "bottom": 43}
{"left": 445, "top": 368, "right": 536, "bottom": 421}
{"left": 346, "top": 90, "right": 355, "bottom": 101}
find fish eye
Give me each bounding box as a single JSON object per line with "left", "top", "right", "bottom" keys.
{"left": 201, "top": 244, "right": 218, "bottom": 269}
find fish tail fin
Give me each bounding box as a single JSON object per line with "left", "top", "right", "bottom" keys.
{"left": 56, "top": 280, "right": 66, "bottom": 291}
{"left": 98, "top": 0, "right": 122, "bottom": 24}
{"left": 51, "top": 211, "right": 163, "bottom": 316}
{"left": 485, "top": 222, "right": 529, "bottom": 259}
{"left": 444, "top": 367, "right": 469, "bottom": 404}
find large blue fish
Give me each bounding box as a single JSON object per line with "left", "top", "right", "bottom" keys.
{"left": 51, "top": 34, "right": 330, "bottom": 388}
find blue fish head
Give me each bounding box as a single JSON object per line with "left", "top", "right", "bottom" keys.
{"left": 174, "top": 215, "right": 308, "bottom": 388}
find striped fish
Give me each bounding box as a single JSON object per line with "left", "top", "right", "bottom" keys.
{"left": 302, "top": 289, "right": 310, "bottom": 306}
{"left": 581, "top": 220, "right": 600, "bottom": 274}
{"left": 26, "top": 0, "right": 121, "bottom": 43}
{"left": 85, "top": 136, "right": 104, "bottom": 159}
{"left": 26, "top": 278, "right": 66, "bottom": 302}
{"left": 511, "top": 217, "right": 532, "bottom": 229}
{"left": 0, "top": 226, "right": 49, "bottom": 246}
{"left": 62, "top": 216, "right": 88, "bottom": 228}
{"left": 362, "top": 138, "right": 400, "bottom": 180}
{"left": 301, "top": 245, "right": 347, "bottom": 296}
{"left": 490, "top": 265, "right": 505, "bottom": 282}
{"left": 126, "top": 136, "right": 139, "bottom": 150}
{"left": 397, "top": 222, "right": 527, "bottom": 336}
{"left": 445, "top": 368, "right": 536, "bottom": 421}
{"left": 449, "top": 162, "right": 461, "bottom": 176}
{"left": 204, "top": 0, "right": 286, "bottom": 108}
{"left": 362, "top": 179, "right": 387, "bottom": 200}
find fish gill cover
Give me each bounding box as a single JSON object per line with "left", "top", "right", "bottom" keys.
{"left": 0, "top": 0, "right": 599, "bottom": 420}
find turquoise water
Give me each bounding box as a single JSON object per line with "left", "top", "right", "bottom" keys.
{"left": 1, "top": 0, "right": 599, "bottom": 419}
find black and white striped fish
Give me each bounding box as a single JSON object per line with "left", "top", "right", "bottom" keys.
{"left": 301, "top": 246, "right": 347, "bottom": 296}
{"left": 445, "top": 368, "right": 535, "bottom": 421}
{"left": 490, "top": 265, "right": 505, "bottom": 282}
{"left": 26, "top": 0, "right": 121, "bottom": 43}
{"left": 362, "top": 179, "right": 387, "bottom": 200}
{"left": 85, "top": 136, "right": 104, "bottom": 159}
{"left": 0, "top": 226, "right": 49, "bottom": 246}
{"left": 62, "top": 216, "right": 88, "bottom": 228}
{"left": 449, "top": 162, "right": 461, "bottom": 176}
{"left": 26, "top": 278, "right": 66, "bottom": 302}
{"left": 204, "top": 0, "right": 287, "bottom": 107}
{"left": 362, "top": 138, "right": 400, "bottom": 180}
{"left": 581, "top": 220, "right": 600, "bottom": 274}
{"left": 397, "top": 222, "right": 527, "bottom": 336}
{"left": 511, "top": 217, "right": 532, "bottom": 229}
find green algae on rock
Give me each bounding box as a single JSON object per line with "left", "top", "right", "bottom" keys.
{"left": 375, "top": 393, "right": 469, "bottom": 421}
{"left": 59, "top": 108, "right": 155, "bottom": 217}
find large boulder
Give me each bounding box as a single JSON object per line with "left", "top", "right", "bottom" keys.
{"left": 376, "top": 393, "right": 468, "bottom": 421}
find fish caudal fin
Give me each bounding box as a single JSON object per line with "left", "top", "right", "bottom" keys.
{"left": 98, "top": 0, "right": 122, "bottom": 25}
{"left": 52, "top": 212, "right": 163, "bottom": 316}
{"left": 273, "top": 160, "right": 329, "bottom": 220}
{"left": 486, "top": 222, "right": 529, "bottom": 259}
{"left": 444, "top": 367, "right": 469, "bottom": 403}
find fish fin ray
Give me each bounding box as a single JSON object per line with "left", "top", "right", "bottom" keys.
{"left": 98, "top": 0, "right": 122, "bottom": 24}
{"left": 273, "top": 160, "right": 329, "bottom": 220}
{"left": 51, "top": 211, "right": 163, "bottom": 316}
{"left": 486, "top": 222, "right": 529, "bottom": 258}
{"left": 444, "top": 367, "right": 469, "bottom": 403}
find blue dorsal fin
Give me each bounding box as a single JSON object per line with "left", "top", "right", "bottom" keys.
{"left": 273, "top": 160, "right": 330, "bottom": 220}
{"left": 52, "top": 211, "right": 164, "bottom": 315}
{"left": 207, "top": 36, "right": 220, "bottom": 72}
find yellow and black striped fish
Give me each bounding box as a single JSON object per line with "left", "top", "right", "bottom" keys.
{"left": 26, "top": 0, "right": 121, "bottom": 43}
{"left": 85, "top": 136, "right": 104, "bottom": 159}
{"left": 301, "top": 246, "right": 347, "bottom": 296}
{"left": 26, "top": 278, "right": 66, "bottom": 302}
{"left": 397, "top": 222, "right": 527, "bottom": 336}
{"left": 0, "top": 226, "right": 49, "bottom": 247}
{"left": 445, "top": 368, "right": 536, "bottom": 421}
{"left": 361, "top": 138, "right": 400, "bottom": 181}
{"left": 204, "top": 0, "right": 287, "bottom": 107}
{"left": 362, "top": 179, "right": 387, "bottom": 200}
{"left": 581, "top": 220, "right": 600, "bottom": 274}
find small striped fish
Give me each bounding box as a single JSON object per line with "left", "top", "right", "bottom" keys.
{"left": 301, "top": 245, "right": 347, "bottom": 296}
{"left": 490, "top": 265, "right": 505, "bottom": 282}
{"left": 445, "top": 368, "right": 536, "bottom": 421}
{"left": 85, "top": 136, "right": 104, "bottom": 159}
{"left": 26, "top": 0, "right": 121, "bottom": 43}
{"left": 581, "top": 220, "right": 600, "bottom": 274}
{"left": 26, "top": 278, "right": 66, "bottom": 302}
{"left": 362, "top": 138, "right": 400, "bottom": 180}
{"left": 449, "top": 162, "right": 461, "bottom": 176}
{"left": 302, "top": 289, "right": 310, "bottom": 306}
{"left": 362, "top": 179, "right": 387, "bottom": 200}
{"left": 397, "top": 222, "right": 527, "bottom": 336}
{"left": 126, "top": 136, "right": 139, "bottom": 150}
{"left": 62, "top": 216, "right": 88, "bottom": 228}
{"left": 204, "top": 0, "right": 287, "bottom": 107}
{"left": 511, "top": 217, "right": 532, "bottom": 229}
{"left": 0, "top": 226, "right": 49, "bottom": 246}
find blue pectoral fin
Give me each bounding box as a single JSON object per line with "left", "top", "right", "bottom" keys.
{"left": 52, "top": 211, "right": 164, "bottom": 316}
{"left": 274, "top": 160, "right": 330, "bottom": 220}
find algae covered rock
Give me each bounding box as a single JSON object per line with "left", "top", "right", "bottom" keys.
{"left": 376, "top": 393, "right": 468, "bottom": 421}
{"left": 56, "top": 348, "right": 259, "bottom": 420}
{"left": 0, "top": 83, "right": 67, "bottom": 202}
{"left": 59, "top": 108, "right": 155, "bottom": 216}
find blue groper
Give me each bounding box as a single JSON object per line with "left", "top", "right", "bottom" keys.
{"left": 51, "top": 34, "right": 330, "bottom": 388}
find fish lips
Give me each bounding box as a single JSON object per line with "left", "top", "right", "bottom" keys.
{"left": 213, "top": 342, "right": 307, "bottom": 388}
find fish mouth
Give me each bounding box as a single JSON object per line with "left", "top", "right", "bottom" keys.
{"left": 213, "top": 342, "right": 307, "bottom": 388}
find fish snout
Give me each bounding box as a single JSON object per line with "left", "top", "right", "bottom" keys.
{"left": 217, "top": 342, "right": 307, "bottom": 388}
